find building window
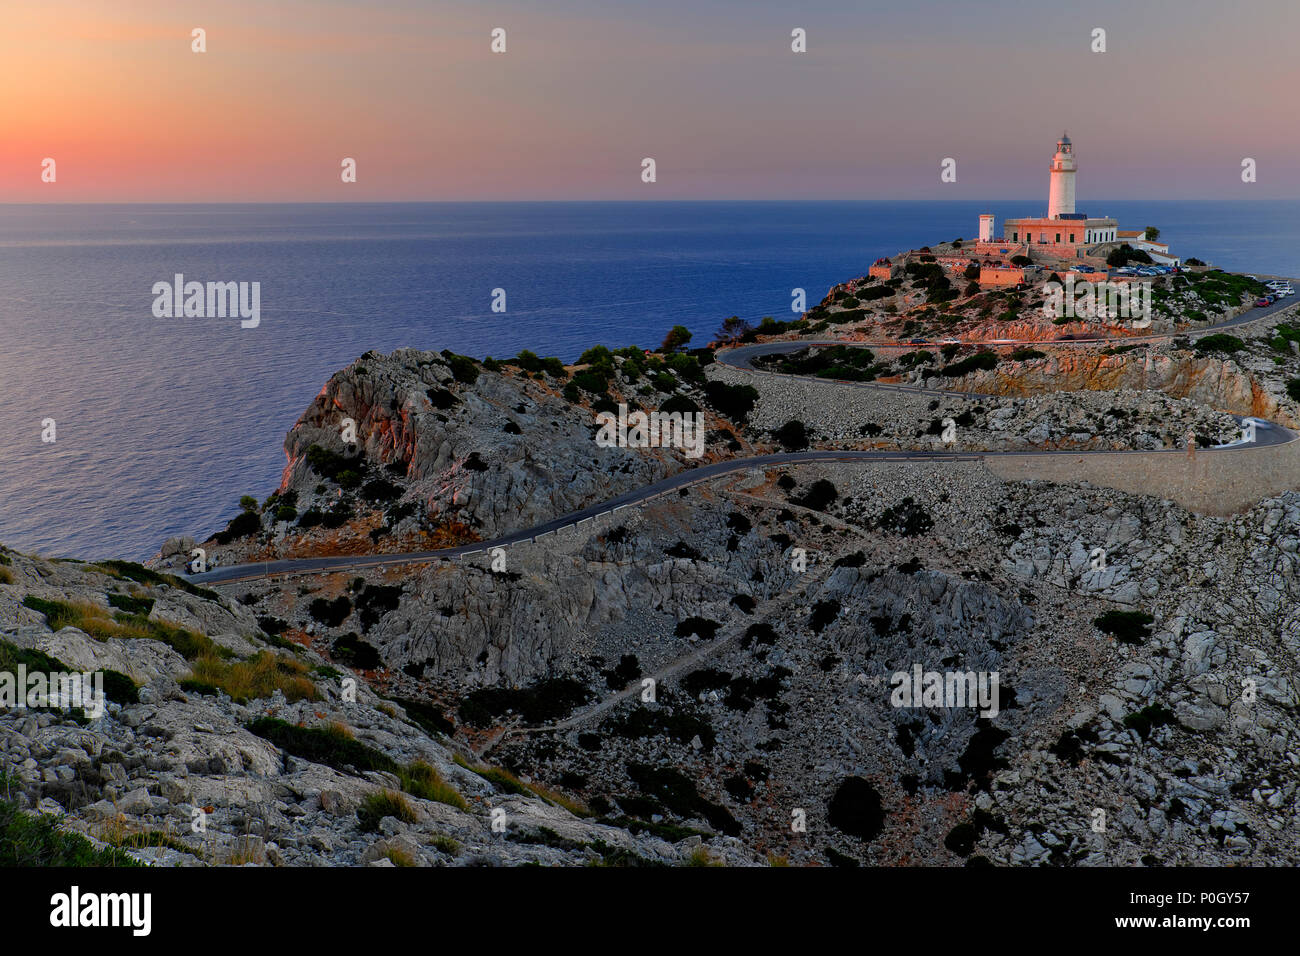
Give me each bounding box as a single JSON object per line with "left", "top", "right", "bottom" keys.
{"left": 1069, "top": 233, "right": 1075, "bottom": 243}
{"left": 1011, "top": 232, "right": 1017, "bottom": 241}
{"left": 1055, "top": 233, "right": 1061, "bottom": 243}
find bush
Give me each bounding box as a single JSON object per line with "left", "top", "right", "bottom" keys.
{"left": 1193, "top": 334, "right": 1245, "bottom": 355}
{"left": 181, "top": 651, "right": 319, "bottom": 703}
{"left": 247, "top": 717, "right": 399, "bottom": 775}
{"left": 0, "top": 798, "right": 140, "bottom": 867}
{"left": 1123, "top": 703, "right": 1175, "bottom": 740}
{"left": 397, "top": 761, "right": 467, "bottom": 810}
{"left": 357, "top": 790, "right": 416, "bottom": 831}
{"left": 578, "top": 345, "right": 613, "bottom": 368}
{"left": 331, "top": 632, "right": 382, "bottom": 670}
{"left": 355, "top": 584, "right": 402, "bottom": 631}
{"left": 1010, "top": 348, "right": 1045, "bottom": 362}
{"left": 661, "top": 325, "right": 692, "bottom": 353}
{"left": 305, "top": 444, "right": 353, "bottom": 482}
{"left": 876, "top": 497, "right": 933, "bottom": 537}
{"left": 1287, "top": 379, "right": 1300, "bottom": 402}
{"left": 214, "top": 508, "right": 261, "bottom": 545}
{"left": 773, "top": 420, "right": 808, "bottom": 450}
{"left": 441, "top": 351, "right": 480, "bottom": 385}
{"left": 458, "top": 678, "right": 592, "bottom": 727}
{"left": 1106, "top": 244, "right": 1153, "bottom": 267}
{"left": 941, "top": 351, "right": 998, "bottom": 378}
{"left": 793, "top": 479, "right": 837, "bottom": 511}
{"left": 827, "top": 776, "right": 885, "bottom": 840}
{"left": 660, "top": 394, "right": 700, "bottom": 416}
{"left": 625, "top": 763, "right": 738, "bottom": 836}
{"left": 674, "top": 616, "right": 721, "bottom": 640}
{"left": 309, "top": 595, "right": 352, "bottom": 628}
{"left": 106, "top": 593, "right": 154, "bottom": 616}
{"left": 1093, "top": 610, "right": 1154, "bottom": 644}
{"left": 696, "top": 381, "right": 754, "bottom": 422}
{"left": 572, "top": 369, "right": 610, "bottom": 394}
{"left": 809, "top": 600, "right": 841, "bottom": 633}
{"left": 361, "top": 478, "right": 402, "bottom": 503}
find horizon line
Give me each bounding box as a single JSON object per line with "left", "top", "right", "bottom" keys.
{"left": 0, "top": 197, "right": 1292, "bottom": 207}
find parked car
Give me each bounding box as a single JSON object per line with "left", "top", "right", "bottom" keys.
{"left": 1255, "top": 298, "right": 1271, "bottom": 307}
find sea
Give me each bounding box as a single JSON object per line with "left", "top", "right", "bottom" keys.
{"left": 2, "top": 200, "right": 1297, "bottom": 561}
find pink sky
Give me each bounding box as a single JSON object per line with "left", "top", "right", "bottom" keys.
{"left": 2, "top": 0, "right": 1297, "bottom": 201}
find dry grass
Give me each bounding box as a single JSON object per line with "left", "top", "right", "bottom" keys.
{"left": 428, "top": 834, "right": 461, "bottom": 856}
{"left": 21, "top": 594, "right": 224, "bottom": 660}
{"left": 0, "top": 567, "right": 12, "bottom": 586}
{"left": 398, "top": 760, "right": 468, "bottom": 811}
{"left": 181, "top": 651, "right": 320, "bottom": 703}
{"left": 450, "top": 754, "right": 585, "bottom": 815}
{"left": 98, "top": 813, "right": 198, "bottom": 859}
{"left": 384, "top": 846, "right": 416, "bottom": 867}
{"left": 684, "top": 846, "right": 722, "bottom": 867}
{"left": 358, "top": 790, "right": 417, "bottom": 831}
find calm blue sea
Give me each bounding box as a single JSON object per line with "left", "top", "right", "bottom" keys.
{"left": 1, "top": 200, "right": 1297, "bottom": 561}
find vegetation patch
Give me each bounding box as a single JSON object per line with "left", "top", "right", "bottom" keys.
{"left": 1094, "top": 610, "right": 1154, "bottom": 644}
{"left": 457, "top": 678, "right": 592, "bottom": 727}
{"left": 357, "top": 790, "right": 416, "bottom": 831}
{"left": 625, "top": 762, "right": 740, "bottom": 836}
{"left": 827, "top": 776, "right": 885, "bottom": 841}
{"left": 180, "top": 650, "right": 319, "bottom": 703}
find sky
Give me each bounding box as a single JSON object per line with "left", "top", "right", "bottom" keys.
{"left": 2, "top": 0, "right": 1298, "bottom": 202}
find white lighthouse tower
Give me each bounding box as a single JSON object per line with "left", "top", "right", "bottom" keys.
{"left": 1047, "top": 133, "right": 1076, "bottom": 219}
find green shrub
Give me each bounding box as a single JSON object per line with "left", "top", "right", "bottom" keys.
{"left": 876, "top": 497, "right": 933, "bottom": 536}
{"left": 941, "top": 351, "right": 998, "bottom": 378}
{"left": 703, "top": 381, "right": 759, "bottom": 422}
{"left": 357, "top": 790, "right": 416, "bottom": 831}
{"left": 572, "top": 369, "right": 610, "bottom": 394}
{"left": 355, "top": 584, "right": 402, "bottom": 631}
{"left": 773, "top": 420, "right": 808, "bottom": 450}
{"left": 660, "top": 394, "right": 700, "bottom": 416}
{"left": 1094, "top": 610, "right": 1154, "bottom": 644}
{"left": 247, "top": 717, "right": 399, "bottom": 774}
{"left": 792, "top": 479, "right": 837, "bottom": 511}
{"left": 1193, "top": 334, "right": 1245, "bottom": 355}
{"left": 331, "top": 632, "right": 382, "bottom": 670}
{"left": 214, "top": 508, "right": 261, "bottom": 545}
{"left": 0, "top": 796, "right": 140, "bottom": 867}
{"left": 1123, "top": 703, "right": 1175, "bottom": 740}
{"left": 397, "top": 761, "right": 467, "bottom": 810}
{"left": 305, "top": 444, "right": 353, "bottom": 481}
{"left": 426, "top": 387, "right": 459, "bottom": 409}
{"left": 309, "top": 595, "right": 352, "bottom": 628}
{"left": 458, "top": 678, "right": 592, "bottom": 727}
{"left": 441, "top": 351, "right": 480, "bottom": 385}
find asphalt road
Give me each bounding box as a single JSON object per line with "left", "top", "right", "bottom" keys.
{"left": 187, "top": 291, "right": 1299, "bottom": 586}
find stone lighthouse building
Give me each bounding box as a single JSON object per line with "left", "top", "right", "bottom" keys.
{"left": 998, "top": 133, "right": 1117, "bottom": 259}
{"left": 1047, "top": 133, "right": 1076, "bottom": 219}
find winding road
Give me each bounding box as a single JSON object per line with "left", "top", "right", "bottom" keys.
{"left": 187, "top": 290, "right": 1300, "bottom": 587}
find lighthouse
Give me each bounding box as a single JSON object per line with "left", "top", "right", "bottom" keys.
{"left": 1047, "top": 133, "right": 1076, "bottom": 219}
